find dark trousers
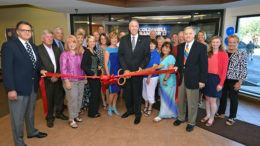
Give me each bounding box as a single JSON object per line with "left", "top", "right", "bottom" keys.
{"left": 44, "top": 79, "right": 64, "bottom": 120}
{"left": 217, "top": 79, "right": 239, "bottom": 118}
{"left": 123, "top": 76, "right": 143, "bottom": 117}
{"left": 88, "top": 78, "right": 101, "bottom": 116}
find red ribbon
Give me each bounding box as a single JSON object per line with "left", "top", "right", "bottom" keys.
{"left": 39, "top": 69, "right": 179, "bottom": 117}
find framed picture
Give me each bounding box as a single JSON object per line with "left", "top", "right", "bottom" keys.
{"left": 5, "top": 28, "right": 35, "bottom": 43}
{"left": 5, "top": 28, "right": 17, "bottom": 41}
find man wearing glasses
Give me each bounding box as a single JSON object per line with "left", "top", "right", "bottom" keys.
{"left": 1, "top": 21, "right": 47, "bottom": 146}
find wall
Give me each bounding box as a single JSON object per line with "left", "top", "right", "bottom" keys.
{"left": 223, "top": 4, "right": 260, "bottom": 43}
{"left": 0, "top": 5, "right": 69, "bottom": 46}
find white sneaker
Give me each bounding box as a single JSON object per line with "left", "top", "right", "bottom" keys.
{"left": 153, "top": 116, "right": 162, "bottom": 122}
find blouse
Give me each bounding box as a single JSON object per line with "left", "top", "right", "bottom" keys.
{"left": 60, "top": 51, "right": 85, "bottom": 81}
{"left": 226, "top": 49, "right": 247, "bottom": 80}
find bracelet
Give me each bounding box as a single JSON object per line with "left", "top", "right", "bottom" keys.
{"left": 163, "top": 79, "right": 167, "bottom": 81}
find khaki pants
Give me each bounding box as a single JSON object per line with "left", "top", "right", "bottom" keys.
{"left": 177, "top": 77, "right": 199, "bottom": 125}
{"left": 63, "top": 80, "right": 84, "bottom": 119}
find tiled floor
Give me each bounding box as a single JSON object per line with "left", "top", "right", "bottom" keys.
{"left": 0, "top": 97, "right": 247, "bottom": 146}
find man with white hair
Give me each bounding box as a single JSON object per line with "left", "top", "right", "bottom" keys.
{"left": 53, "top": 27, "right": 64, "bottom": 52}
{"left": 173, "top": 26, "right": 208, "bottom": 132}
{"left": 38, "top": 30, "right": 68, "bottom": 128}
{"left": 118, "top": 20, "right": 150, "bottom": 124}
{"left": 149, "top": 30, "right": 157, "bottom": 40}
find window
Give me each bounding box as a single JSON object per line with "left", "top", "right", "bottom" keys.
{"left": 236, "top": 14, "right": 260, "bottom": 97}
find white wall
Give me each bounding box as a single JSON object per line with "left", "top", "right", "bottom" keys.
{"left": 223, "top": 4, "right": 260, "bottom": 44}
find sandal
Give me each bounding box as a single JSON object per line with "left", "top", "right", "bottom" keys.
{"left": 200, "top": 117, "right": 209, "bottom": 123}
{"left": 143, "top": 106, "right": 148, "bottom": 113}
{"left": 226, "top": 118, "right": 235, "bottom": 126}
{"left": 215, "top": 113, "right": 225, "bottom": 119}
{"left": 69, "top": 120, "right": 78, "bottom": 128}
{"left": 112, "top": 106, "right": 120, "bottom": 116}
{"left": 144, "top": 110, "right": 152, "bottom": 117}
{"left": 108, "top": 106, "right": 113, "bottom": 117}
{"left": 74, "top": 117, "right": 83, "bottom": 122}
{"left": 153, "top": 116, "right": 162, "bottom": 122}
{"left": 205, "top": 119, "right": 214, "bottom": 127}
{"left": 103, "top": 105, "right": 108, "bottom": 111}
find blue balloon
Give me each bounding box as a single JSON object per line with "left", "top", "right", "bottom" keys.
{"left": 226, "top": 27, "right": 235, "bottom": 36}
{"left": 225, "top": 37, "right": 228, "bottom": 46}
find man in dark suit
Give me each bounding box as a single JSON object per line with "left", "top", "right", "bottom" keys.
{"left": 173, "top": 26, "right": 208, "bottom": 132}
{"left": 118, "top": 20, "right": 150, "bottom": 124}
{"left": 52, "top": 27, "right": 65, "bottom": 52}
{"left": 1, "top": 21, "right": 47, "bottom": 146}
{"left": 38, "top": 30, "right": 68, "bottom": 128}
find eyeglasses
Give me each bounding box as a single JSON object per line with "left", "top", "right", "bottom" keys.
{"left": 18, "top": 29, "right": 32, "bottom": 33}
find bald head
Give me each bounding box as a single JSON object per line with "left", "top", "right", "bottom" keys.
{"left": 150, "top": 30, "right": 156, "bottom": 40}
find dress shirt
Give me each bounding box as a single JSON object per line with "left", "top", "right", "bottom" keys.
{"left": 131, "top": 34, "right": 138, "bottom": 49}
{"left": 43, "top": 44, "right": 57, "bottom": 73}
{"left": 60, "top": 51, "right": 85, "bottom": 81}
{"left": 18, "top": 37, "right": 37, "bottom": 60}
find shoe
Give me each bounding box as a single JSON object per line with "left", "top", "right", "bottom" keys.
{"left": 205, "top": 120, "right": 214, "bottom": 127}
{"left": 112, "top": 106, "right": 120, "bottom": 116}
{"left": 215, "top": 113, "right": 225, "bottom": 119}
{"left": 143, "top": 106, "right": 148, "bottom": 113}
{"left": 173, "top": 119, "right": 183, "bottom": 126}
{"left": 200, "top": 117, "right": 209, "bottom": 123}
{"left": 121, "top": 112, "right": 134, "bottom": 118}
{"left": 144, "top": 110, "right": 152, "bottom": 117}
{"left": 226, "top": 118, "right": 235, "bottom": 126}
{"left": 69, "top": 120, "right": 78, "bottom": 128}
{"left": 88, "top": 113, "right": 101, "bottom": 118}
{"left": 134, "top": 116, "right": 141, "bottom": 125}
{"left": 47, "top": 120, "right": 54, "bottom": 128}
{"left": 74, "top": 117, "right": 83, "bottom": 122}
{"left": 27, "top": 132, "right": 47, "bottom": 138}
{"left": 186, "top": 124, "right": 195, "bottom": 132}
{"left": 108, "top": 106, "right": 113, "bottom": 117}
{"left": 153, "top": 116, "right": 162, "bottom": 122}
{"left": 56, "top": 113, "right": 69, "bottom": 120}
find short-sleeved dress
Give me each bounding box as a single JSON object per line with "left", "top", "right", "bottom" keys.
{"left": 158, "top": 55, "right": 177, "bottom": 118}
{"left": 106, "top": 47, "right": 121, "bottom": 93}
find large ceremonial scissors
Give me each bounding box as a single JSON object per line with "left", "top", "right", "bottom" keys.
{"left": 117, "top": 65, "right": 164, "bottom": 86}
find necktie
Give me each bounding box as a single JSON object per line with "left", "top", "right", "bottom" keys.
{"left": 59, "top": 41, "right": 63, "bottom": 51}
{"left": 25, "top": 42, "right": 36, "bottom": 69}
{"left": 184, "top": 44, "right": 189, "bottom": 65}
{"left": 131, "top": 36, "right": 136, "bottom": 51}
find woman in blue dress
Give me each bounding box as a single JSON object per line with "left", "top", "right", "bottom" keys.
{"left": 104, "top": 32, "right": 121, "bottom": 116}
{"left": 154, "top": 42, "right": 178, "bottom": 122}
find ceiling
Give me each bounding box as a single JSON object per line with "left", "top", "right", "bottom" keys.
{"left": 0, "top": 0, "right": 259, "bottom": 14}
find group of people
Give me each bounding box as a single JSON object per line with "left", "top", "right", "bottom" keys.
{"left": 1, "top": 20, "right": 247, "bottom": 146}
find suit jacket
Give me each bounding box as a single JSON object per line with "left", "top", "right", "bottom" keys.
{"left": 38, "top": 44, "right": 61, "bottom": 78}
{"left": 118, "top": 34, "right": 150, "bottom": 71}
{"left": 52, "top": 39, "right": 64, "bottom": 51}
{"left": 175, "top": 40, "right": 208, "bottom": 89}
{"left": 1, "top": 38, "right": 41, "bottom": 96}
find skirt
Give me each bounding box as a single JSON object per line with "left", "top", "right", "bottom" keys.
{"left": 202, "top": 73, "right": 222, "bottom": 98}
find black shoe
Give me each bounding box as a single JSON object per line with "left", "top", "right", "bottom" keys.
{"left": 56, "top": 113, "right": 69, "bottom": 120}
{"left": 173, "top": 119, "right": 183, "bottom": 126}
{"left": 121, "top": 112, "right": 134, "bottom": 118}
{"left": 186, "top": 124, "right": 195, "bottom": 132}
{"left": 134, "top": 116, "right": 141, "bottom": 125}
{"left": 47, "top": 120, "right": 54, "bottom": 128}
{"left": 27, "top": 132, "right": 47, "bottom": 138}
{"left": 88, "top": 113, "right": 101, "bottom": 118}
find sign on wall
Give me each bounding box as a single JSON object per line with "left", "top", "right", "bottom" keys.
{"left": 139, "top": 25, "right": 171, "bottom": 37}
